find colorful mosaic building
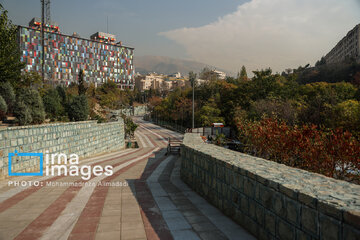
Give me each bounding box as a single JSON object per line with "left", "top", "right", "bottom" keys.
{"left": 17, "top": 18, "right": 135, "bottom": 89}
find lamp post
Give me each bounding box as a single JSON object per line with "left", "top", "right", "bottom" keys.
{"left": 189, "top": 72, "right": 196, "bottom": 129}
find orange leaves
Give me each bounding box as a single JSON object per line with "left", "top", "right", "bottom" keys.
{"left": 236, "top": 118, "right": 360, "bottom": 183}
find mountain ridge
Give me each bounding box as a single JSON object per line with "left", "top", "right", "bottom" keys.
{"left": 134, "top": 55, "right": 233, "bottom": 76}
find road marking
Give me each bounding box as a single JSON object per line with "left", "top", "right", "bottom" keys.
{"left": 135, "top": 132, "right": 147, "bottom": 147}
{"left": 137, "top": 128, "right": 155, "bottom": 147}
{"left": 138, "top": 125, "right": 168, "bottom": 145}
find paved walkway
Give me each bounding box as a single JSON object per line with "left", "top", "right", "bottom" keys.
{"left": 0, "top": 118, "right": 254, "bottom": 240}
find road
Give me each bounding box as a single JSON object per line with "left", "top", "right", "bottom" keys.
{"left": 0, "top": 118, "right": 254, "bottom": 240}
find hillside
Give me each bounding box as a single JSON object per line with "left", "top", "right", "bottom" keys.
{"left": 134, "top": 55, "right": 233, "bottom": 76}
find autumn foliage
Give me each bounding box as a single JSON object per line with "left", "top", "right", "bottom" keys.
{"left": 237, "top": 118, "right": 360, "bottom": 183}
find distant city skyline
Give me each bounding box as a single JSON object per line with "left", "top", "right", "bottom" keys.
{"left": 1, "top": 0, "right": 360, "bottom": 74}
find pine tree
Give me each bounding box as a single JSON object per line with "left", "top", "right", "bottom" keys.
{"left": 78, "top": 69, "right": 87, "bottom": 95}
{"left": 239, "top": 65, "right": 248, "bottom": 81}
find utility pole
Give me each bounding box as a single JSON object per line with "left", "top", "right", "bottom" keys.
{"left": 41, "top": 0, "right": 45, "bottom": 82}
{"left": 189, "top": 72, "right": 196, "bottom": 129}
{"left": 192, "top": 78, "right": 194, "bottom": 129}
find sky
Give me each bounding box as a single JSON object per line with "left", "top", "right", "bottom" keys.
{"left": 1, "top": 0, "right": 360, "bottom": 75}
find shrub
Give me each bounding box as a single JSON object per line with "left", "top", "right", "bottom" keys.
{"left": 13, "top": 101, "right": 32, "bottom": 125}
{"left": 237, "top": 118, "right": 360, "bottom": 183}
{"left": 0, "top": 95, "right": 7, "bottom": 118}
{"left": 42, "top": 88, "right": 64, "bottom": 121}
{"left": 92, "top": 113, "right": 106, "bottom": 123}
{"left": 0, "top": 81, "right": 15, "bottom": 112}
{"left": 16, "top": 88, "right": 45, "bottom": 124}
{"left": 67, "top": 95, "right": 89, "bottom": 121}
{"left": 123, "top": 116, "right": 138, "bottom": 138}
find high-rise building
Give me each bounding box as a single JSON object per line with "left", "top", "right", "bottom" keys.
{"left": 18, "top": 19, "right": 135, "bottom": 89}
{"left": 324, "top": 24, "right": 360, "bottom": 64}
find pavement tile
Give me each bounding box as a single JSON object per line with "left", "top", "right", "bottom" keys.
{"left": 121, "top": 220, "right": 145, "bottom": 230}
{"left": 102, "top": 209, "right": 121, "bottom": 216}
{"left": 121, "top": 227, "right": 147, "bottom": 240}
{"left": 97, "top": 222, "right": 121, "bottom": 232}
{"left": 99, "top": 216, "right": 121, "bottom": 224}
{"left": 95, "top": 231, "right": 121, "bottom": 240}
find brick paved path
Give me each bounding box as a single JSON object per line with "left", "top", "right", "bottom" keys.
{"left": 0, "top": 118, "right": 254, "bottom": 240}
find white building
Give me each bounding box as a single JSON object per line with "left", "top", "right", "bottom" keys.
{"left": 168, "top": 72, "right": 182, "bottom": 78}
{"left": 213, "top": 70, "right": 226, "bottom": 80}
{"left": 135, "top": 73, "right": 165, "bottom": 91}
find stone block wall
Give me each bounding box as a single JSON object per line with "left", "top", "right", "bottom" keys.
{"left": 110, "top": 105, "right": 148, "bottom": 117}
{"left": 0, "top": 120, "right": 125, "bottom": 178}
{"left": 181, "top": 133, "right": 360, "bottom": 240}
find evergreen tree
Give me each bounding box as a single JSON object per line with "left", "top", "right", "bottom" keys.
{"left": 0, "top": 81, "right": 15, "bottom": 112}
{"left": 13, "top": 101, "right": 32, "bottom": 125}
{"left": 43, "top": 88, "right": 64, "bottom": 120}
{"left": 0, "top": 4, "right": 24, "bottom": 85}
{"left": 78, "top": 69, "right": 87, "bottom": 95}
{"left": 16, "top": 88, "right": 45, "bottom": 124}
{"left": 0, "top": 95, "right": 7, "bottom": 118}
{"left": 67, "top": 95, "right": 89, "bottom": 121}
{"left": 239, "top": 65, "right": 248, "bottom": 81}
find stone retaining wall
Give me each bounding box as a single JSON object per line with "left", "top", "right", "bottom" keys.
{"left": 0, "top": 120, "right": 125, "bottom": 178}
{"left": 110, "top": 105, "right": 148, "bottom": 117}
{"left": 180, "top": 133, "right": 360, "bottom": 240}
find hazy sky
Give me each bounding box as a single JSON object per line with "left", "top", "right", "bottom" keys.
{"left": 1, "top": 0, "right": 360, "bottom": 74}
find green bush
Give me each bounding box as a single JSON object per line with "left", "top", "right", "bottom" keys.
{"left": 93, "top": 114, "right": 106, "bottom": 123}
{"left": 56, "top": 85, "right": 67, "bottom": 103}
{"left": 0, "top": 81, "right": 15, "bottom": 112}
{"left": 13, "top": 101, "right": 32, "bottom": 125}
{"left": 42, "top": 88, "right": 64, "bottom": 120}
{"left": 16, "top": 88, "right": 45, "bottom": 124}
{"left": 0, "top": 95, "right": 7, "bottom": 118}
{"left": 123, "top": 116, "right": 138, "bottom": 138}
{"left": 67, "top": 95, "right": 89, "bottom": 121}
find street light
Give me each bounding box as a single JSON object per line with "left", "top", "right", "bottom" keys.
{"left": 189, "top": 72, "right": 197, "bottom": 129}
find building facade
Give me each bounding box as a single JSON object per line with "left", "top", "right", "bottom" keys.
{"left": 135, "top": 73, "right": 165, "bottom": 91}
{"left": 18, "top": 20, "right": 135, "bottom": 88}
{"left": 325, "top": 24, "right": 360, "bottom": 64}
{"left": 134, "top": 73, "right": 188, "bottom": 92}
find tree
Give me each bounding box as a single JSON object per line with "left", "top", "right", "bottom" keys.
{"left": 78, "top": 69, "right": 87, "bottom": 95}
{"left": 195, "top": 99, "right": 224, "bottom": 127}
{"left": 0, "top": 95, "right": 7, "bottom": 118}
{"left": 16, "top": 88, "right": 45, "bottom": 124}
{"left": 56, "top": 85, "right": 67, "bottom": 103}
{"left": 237, "top": 65, "right": 248, "bottom": 81}
{"left": 18, "top": 71, "right": 42, "bottom": 89}
{"left": 333, "top": 100, "right": 360, "bottom": 131}
{"left": 0, "top": 4, "right": 24, "bottom": 85}
{"left": 199, "top": 68, "right": 217, "bottom": 81}
{"left": 13, "top": 101, "right": 32, "bottom": 125}
{"left": 67, "top": 95, "right": 89, "bottom": 121}
{"left": 43, "top": 88, "right": 64, "bottom": 121}
{"left": 123, "top": 116, "right": 138, "bottom": 138}
{"left": 0, "top": 81, "right": 15, "bottom": 112}
{"left": 315, "top": 57, "right": 326, "bottom": 67}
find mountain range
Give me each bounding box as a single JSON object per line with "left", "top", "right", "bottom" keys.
{"left": 134, "top": 56, "right": 233, "bottom": 76}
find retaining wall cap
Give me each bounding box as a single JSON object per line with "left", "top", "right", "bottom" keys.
{"left": 182, "top": 133, "right": 360, "bottom": 213}
{"left": 0, "top": 119, "right": 124, "bottom": 132}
